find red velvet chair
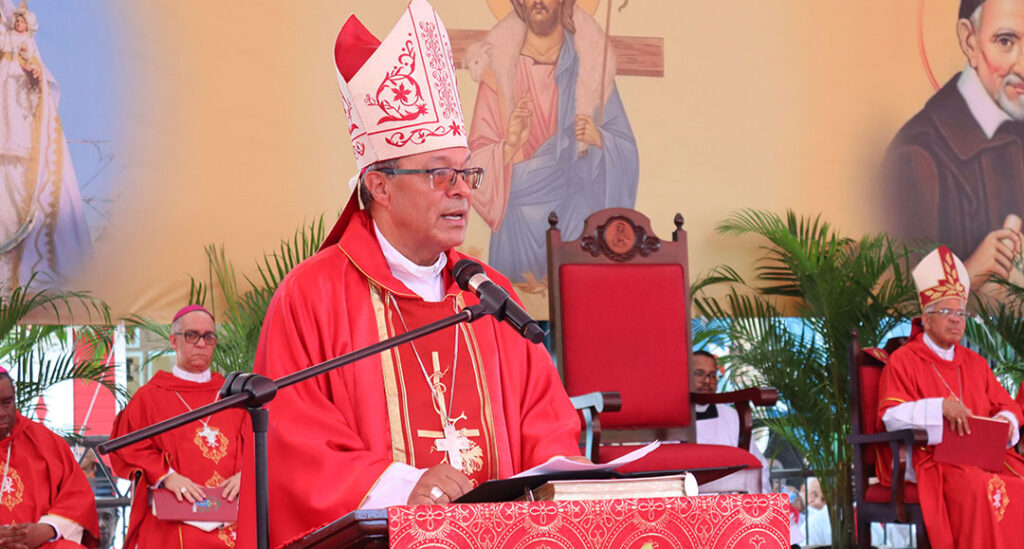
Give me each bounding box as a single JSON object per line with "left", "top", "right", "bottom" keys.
{"left": 847, "top": 331, "right": 929, "bottom": 548}
{"left": 547, "top": 208, "right": 777, "bottom": 486}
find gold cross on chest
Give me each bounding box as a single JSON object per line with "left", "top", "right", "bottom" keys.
{"left": 416, "top": 352, "right": 479, "bottom": 471}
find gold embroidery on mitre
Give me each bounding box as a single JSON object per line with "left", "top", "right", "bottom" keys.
{"left": 194, "top": 425, "right": 229, "bottom": 464}
{"left": 0, "top": 466, "right": 23, "bottom": 510}
{"left": 919, "top": 248, "right": 966, "bottom": 306}
{"left": 988, "top": 475, "right": 1009, "bottom": 522}
{"left": 206, "top": 471, "right": 226, "bottom": 488}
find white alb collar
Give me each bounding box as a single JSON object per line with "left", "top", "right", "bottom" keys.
{"left": 374, "top": 222, "right": 447, "bottom": 302}
{"left": 172, "top": 366, "right": 211, "bottom": 383}
{"left": 923, "top": 333, "right": 955, "bottom": 361}
{"left": 957, "top": 64, "right": 1014, "bottom": 139}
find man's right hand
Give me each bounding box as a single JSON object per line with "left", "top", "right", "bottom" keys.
{"left": 942, "top": 397, "right": 972, "bottom": 436}
{"left": 162, "top": 472, "right": 207, "bottom": 504}
{"left": 407, "top": 464, "right": 473, "bottom": 506}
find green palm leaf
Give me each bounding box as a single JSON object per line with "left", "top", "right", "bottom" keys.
{"left": 694, "top": 208, "right": 917, "bottom": 549}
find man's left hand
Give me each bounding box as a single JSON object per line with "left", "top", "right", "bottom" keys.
{"left": 574, "top": 115, "right": 603, "bottom": 148}
{"left": 0, "top": 522, "right": 57, "bottom": 549}
{"left": 220, "top": 472, "right": 242, "bottom": 502}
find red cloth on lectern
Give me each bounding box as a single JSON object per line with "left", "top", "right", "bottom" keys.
{"left": 110, "top": 371, "right": 245, "bottom": 549}
{"left": 877, "top": 333, "right": 1024, "bottom": 549}
{"left": 0, "top": 414, "right": 99, "bottom": 549}
{"left": 237, "top": 210, "right": 581, "bottom": 549}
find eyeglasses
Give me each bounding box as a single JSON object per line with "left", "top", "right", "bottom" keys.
{"left": 925, "top": 308, "right": 970, "bottom": 319}
{"left": 693, "top": 370, "right": 718, "bottom": 381}
{"left": 376, "top": 167, "right": 485, "bottom": 190}
{"left": 174, "top": 330, "right": 218, "bottom": 346}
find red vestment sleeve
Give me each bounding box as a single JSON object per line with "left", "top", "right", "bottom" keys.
{"left": 109, "top": 397, "right": 171, "bottom": 487}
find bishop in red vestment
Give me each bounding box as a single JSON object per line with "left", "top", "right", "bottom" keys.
{"left": 111, "top": 307, "right": 246, "bottom": 549}
{"left": 237, "top": 2, "right": 582, "bottom": 547}
{"left": 878, "top": 246, "right": 1024, "bottom": 549}
{"left": 0, "top": 373, "right": 99, "bottom": 549}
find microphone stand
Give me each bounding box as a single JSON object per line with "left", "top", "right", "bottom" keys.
{"left": 98, "top": 303, "right": 492, "bottom": 549}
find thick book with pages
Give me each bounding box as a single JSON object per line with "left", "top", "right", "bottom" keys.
{"left": 524, "top": 473, "right": 697, "bottom": 502}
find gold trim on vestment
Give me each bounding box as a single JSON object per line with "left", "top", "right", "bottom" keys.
{"left": 385, "top": 292, "right": 418, "bottom": 464}
{"left": 371, "top": 284, "right": 408, "bottom": 463}
{"left": 458, "top": 293, "right": 499, "bottom": 478}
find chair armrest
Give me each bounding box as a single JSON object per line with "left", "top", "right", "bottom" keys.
{"left": 848, "top": 429, "right": 928, "bottom": 445}
{"left": 569, "top": 392, "right": 621, "bottom": 462}
{"left": 691, "top": 387, "right": 778, "bottom": 407}
{"left": 691, "top": 387, "right": 778, "bottom": 451}
{"left": 848, "top": 428, "right": 927, "bottom": 523}
{"left": 570, "top": 391, "right": 622, "bottom": 413}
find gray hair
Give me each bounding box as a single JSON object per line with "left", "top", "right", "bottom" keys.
{"left": 358, "top": 157, "right": 401, "bottom": 208}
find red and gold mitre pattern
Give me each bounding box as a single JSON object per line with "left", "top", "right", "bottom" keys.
{"left": 912, "top": 246, "right": 969, "bottom": 308}
{"left": 333, "top": 0, "right": 467, "bottom": 171}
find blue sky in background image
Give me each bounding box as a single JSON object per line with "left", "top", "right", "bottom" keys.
{"left": 31, "top": 1, "right": 120, "bottom": 241}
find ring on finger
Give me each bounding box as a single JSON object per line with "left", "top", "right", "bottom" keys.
{"left": 179, "top": 486, "right": 187, "bottom": 494}
{"left": 430, "top": 486, "right": 444, "bottom": 501}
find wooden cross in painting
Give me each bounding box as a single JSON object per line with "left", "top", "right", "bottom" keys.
{"left": 447, "top": 0, "right": 663, "bottom": 78}
{"left": 449, "top": 29, "right": 663, "bottom": 78}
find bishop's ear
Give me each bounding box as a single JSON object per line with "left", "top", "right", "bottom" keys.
{"left": 361, "top": 170, "right": 392, "bottom": 207}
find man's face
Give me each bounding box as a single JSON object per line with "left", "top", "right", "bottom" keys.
{"left": 375, "top": 146, "right": 473, "bottom": 265}
{"left": 0, "top": 378, "right": 16, "bottom": 439}
{"left": 807, "top": 479, "right": 825, "bottom": 510}
{"left": 522, "top": 0, "right": 561, "bottom": 36}
{"left": 961, "top": 0, "right": 1024, "bottom": 120}
{"left": 692, "top": 355, "right": 718, "bottom": 394}
{"left": 170, "top": 311, "right": 217, "bottom": 373}
{"left": 921, "top": 297, "right": 967, "bottom": 349}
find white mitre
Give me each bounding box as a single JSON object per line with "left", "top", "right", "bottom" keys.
{"left": 333, "top": 0, "right": 467, "bottom": 172}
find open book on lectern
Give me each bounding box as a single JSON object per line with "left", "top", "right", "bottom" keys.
{"left": 454, "top": 440, "right": 745, "bottom": 504}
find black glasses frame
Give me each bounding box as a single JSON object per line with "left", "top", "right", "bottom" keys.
{"left": 173, "top": 330, "right": 218, "bottom": 345}
{"left": 376, "top": 167, "right": 484, "bottom": 189}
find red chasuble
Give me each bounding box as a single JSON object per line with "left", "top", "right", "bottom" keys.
{"left": 237, "top": 211, "right": 581, "bottom": 549}
{"left": 110, "top": 371, "right": 246, "bottom": 549}
{"left": 0, "top": 414, "right": 99, "bottom": 549}
{"left": 878, "top": 333, "right": 1024, "bottom": 549}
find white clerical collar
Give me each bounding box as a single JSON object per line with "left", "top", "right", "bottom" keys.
{"left": 923, "top": 333, "right": 955, "bottom": 361}
{"left": 695, "top": 403, "right": 710, "bottom": 413}
{"left": 957, "top": 64, "right": 1014, "bottom": 139}
{"left": 374, "top": 222, "right": 447, "bottom": 302}
{"left": 172, "top": 366, "right": 211, "bottom": 383}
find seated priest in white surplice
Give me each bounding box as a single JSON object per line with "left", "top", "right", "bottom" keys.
{"left": 693, "top": 350, "right": 769, "bottom": 493}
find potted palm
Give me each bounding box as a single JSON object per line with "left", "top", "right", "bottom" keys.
{"left": 692, "top": 209, "right": 918, "bottom": 549}
{"left": 130, "top": 216, "right": 326, "bottom": 374}
{"left": 0, "top": 275, "right": 119, "bottom": 424}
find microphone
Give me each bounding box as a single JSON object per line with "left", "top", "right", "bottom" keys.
{"left": 452, "top": 259, "right": 546, "bottom": 344}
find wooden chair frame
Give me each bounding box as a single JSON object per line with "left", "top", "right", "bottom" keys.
{"left": 847, "top": 331, "right": 929, "bottom": 549}
{"left": 548, "top": 208, "right": 776, "bottom": 463}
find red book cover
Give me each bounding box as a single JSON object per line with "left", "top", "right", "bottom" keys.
{"left": 151, "top": 489, "right": 238, "bottom": 523}
{"left": 933, "top": 415, "right": 1009, "bottom": 473}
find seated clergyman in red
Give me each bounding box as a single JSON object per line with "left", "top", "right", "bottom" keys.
{"left": 111, "top": 306, "right": 246, "bottom": 548}
{"left": 878, "top": 245, "right": 1024, "bottom": 549}
{"left": 236, "top": 1, "right": 583, "bottom": 546}
{"left": 0, "top": 369, "right": 99, "bottom": 548}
